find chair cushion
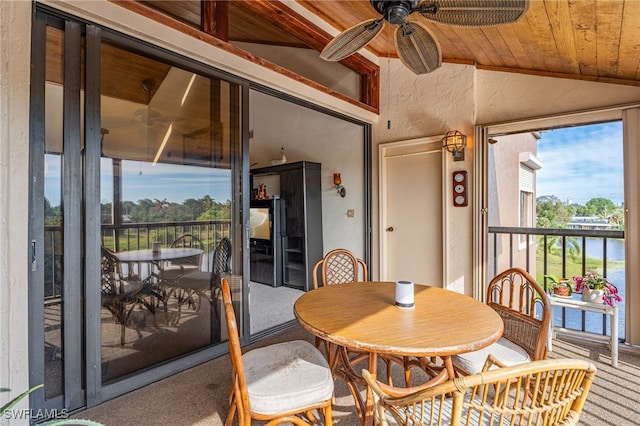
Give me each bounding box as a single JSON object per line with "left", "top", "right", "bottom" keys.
{"left": 162, "top": 264, "right": 199, "bottom": 280}
{"left": 243, "top": 340, "right": 334, "bottom": 415}
{"left": 451, "top": 337, "right": 531, "bottom": 375}
{"left": 176, "top": 271, "right": 213, "bottom": 290}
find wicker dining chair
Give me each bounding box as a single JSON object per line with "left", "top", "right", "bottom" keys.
{"left": 221, "top": 277, "right": 334, "bottom": 426}
{"left": 363, "top": 356, "right": 596, "bottom": 426}
{"left": 311, "top": 248, "right": 369, "bottom": 370}
{"left": 451, "top": 267, "right": 552, "bottom": 376}
{"left": 101, "top": 247, "right": 157, "bottom": 346}
{"left": 160, "top": 233, "right": 205, "bottom": 280}
{"left": 169, "top": 237, "right": 231, "bottom": 324}
{"left": 312, "top": 248, "right": 368, "bottom": 289}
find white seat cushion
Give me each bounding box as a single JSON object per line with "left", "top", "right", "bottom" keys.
{"left": 451, "top": 337, "right": 531, "bottom": 375}
{"left": 243, "top": 340, "right": 334, "bottom": 415}
{"left": 176, "top": 270, "right": 213, "bottom": 290}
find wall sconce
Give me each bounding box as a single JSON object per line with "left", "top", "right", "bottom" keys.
{"left": 442, "top": 130, "right": 467, "bottom": 161}
{"left": 333, "top": 173, "right": 346, "bottom": 197}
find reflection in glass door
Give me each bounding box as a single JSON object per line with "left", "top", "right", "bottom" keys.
{"left": 31, "top": 10, "right": 245, "bottom": 413}
{"left": 99, "top": 43, "right": 242, "bottom": 383}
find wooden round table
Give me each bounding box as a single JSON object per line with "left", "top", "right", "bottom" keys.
{"left": 294, "top": 281, "right": 504, "bottom": 425}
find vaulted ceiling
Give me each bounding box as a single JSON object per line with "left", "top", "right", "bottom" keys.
{"left": 133, "top": 0, "right": 640, "bottom": 95}
{"left": 297, "top": 0, "right": 640, "bottom": 87}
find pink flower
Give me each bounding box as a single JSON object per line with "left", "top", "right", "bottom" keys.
{"left": 572, "top": 272, "right": 621, "bottom": 306}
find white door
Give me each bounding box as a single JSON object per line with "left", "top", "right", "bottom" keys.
{"left": 381, "top": 138, "right": 443, "bottom": 286}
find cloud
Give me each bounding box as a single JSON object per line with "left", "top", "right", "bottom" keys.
{"left": 536, "top": 122, "right": 623, "bottom": 205}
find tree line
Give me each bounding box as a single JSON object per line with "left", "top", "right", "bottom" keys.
{"left": 45, "top": 195, "right": 231, "bottom": 225}
{"left": 536, "top": 195, "right": 624, "bottom": 230}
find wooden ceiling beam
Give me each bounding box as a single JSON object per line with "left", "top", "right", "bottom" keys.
{"left": 111, "top": 0, "right": 379, "bottom": 113}
{"left": 202, "top": 0, "right": 229, "bottom": 42}
{"left": 230, "top": 0, "right": 379, "bottom": 110}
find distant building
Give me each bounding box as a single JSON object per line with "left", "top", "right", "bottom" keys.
{"left": 488, "top": 132, "right": 541, "bottom": 277}
{"left": 567, "top": 215, "right": 613, "bottom": 230}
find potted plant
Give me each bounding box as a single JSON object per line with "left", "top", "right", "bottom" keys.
{"left": 572, "top": 272, "right": 622, "bottom": 306}
{"left": 544, "top": 275, "right": 572, "bottom": 297}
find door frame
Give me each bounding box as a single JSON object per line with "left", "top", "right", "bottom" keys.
{"left": 476, "top": 105, "right": 640, "bottom": 345}
{"left": 379, "top": 135, "right": 446, "bottom": 284}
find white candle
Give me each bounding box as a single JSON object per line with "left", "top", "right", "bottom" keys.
{"left": 395, "top": 280, "right": 415, "bottom": 309}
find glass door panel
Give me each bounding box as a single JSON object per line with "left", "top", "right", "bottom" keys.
{"left": 42, "top": 24, "right": 71, "bottom": 402}
{"left": 100, "top": 42, "right": 241, "bottom": 382}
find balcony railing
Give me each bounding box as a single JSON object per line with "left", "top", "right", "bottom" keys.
{"left": 44, "top": 220, "right": 231, "bottom": 301}
{"left": 488, "top": 226, "right": 626, "bottom": 341}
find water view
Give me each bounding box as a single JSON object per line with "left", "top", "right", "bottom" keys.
{"left": 554, "top": 238, "right": 625, "bottom": 339}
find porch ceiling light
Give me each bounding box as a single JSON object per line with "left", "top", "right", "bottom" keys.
{"left": 442, "top": 130, "right": 466, "bottom": 161}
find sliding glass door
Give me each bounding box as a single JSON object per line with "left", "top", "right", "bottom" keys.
{"left": 29, "top": 9, "right": 246, "bottom": 413}
{"left": 99, "top": 41, "right": 242, "bottom": 383}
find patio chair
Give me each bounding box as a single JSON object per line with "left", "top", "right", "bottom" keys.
{"left": 451, "top": 267, "right": 551, "bottom": 376}
{"left": 363, "top": 356, "right": 596, "bottom": 426}
{"left": 312, "top": 248, "right": 368, "bottom": 289}
{"left": 160, "top": 233, "right": 205, "bottom": 280}
{"left": 311, "top": 248, "right": 370, "bottom": 371}
{"left": 312, "top": 249, "right": 424, "bottom": 386}
{"left": 221, "top": 277, "right": 334, "bottom": 425}
{"left": 101, "top": 247, "right": 158, "bottom": 346}
{"left": 166, "top": 237, "right": 231, "bottom": 324}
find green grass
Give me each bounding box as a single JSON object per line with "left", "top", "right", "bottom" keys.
{"left": 535, "top": 247, "right": 624, "bottom": 290}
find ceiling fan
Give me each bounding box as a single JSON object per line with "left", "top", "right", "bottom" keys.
{"left": 320, "top": 0, "right": 529, "bottom": 74}
{"left": 104, "top": 79, "right": 181, "bottom": 136}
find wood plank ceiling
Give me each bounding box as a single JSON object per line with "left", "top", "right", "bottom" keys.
{"left": 299, "top": 0, "right": 640, "bottom": 87}
{"left": 137, "top": 0, "right": 640, "bottom": 89}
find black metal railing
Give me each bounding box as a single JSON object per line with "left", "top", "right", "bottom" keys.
{"left": 488, "top": 226, "right": 625, "bottom": 340}
{"left": 44, "top": 220, "right": 231, "bottom": 301}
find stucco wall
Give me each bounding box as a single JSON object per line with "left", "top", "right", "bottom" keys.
{"left": 477, "top": 70, "right": 640, "bottom": 124}
{"left": 371, "top": 59, "right": 476, "bottom": 293}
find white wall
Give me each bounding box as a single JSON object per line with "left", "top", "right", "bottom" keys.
{"left": 249, "top": 90, "right": 365, "bottom": 258}
{"left": 372, "top": 59, "right": 477, "bottom": 293}
{"left": 369, "top": 59, "right": 640, "bottom": 294}
{"left": 477, "top": 70, "right": 640, "bottom": 124}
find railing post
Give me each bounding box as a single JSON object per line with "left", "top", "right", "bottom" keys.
{"left": 487, "top": 226, "right": 625, "bottom": 340}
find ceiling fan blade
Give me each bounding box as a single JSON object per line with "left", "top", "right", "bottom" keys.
{"left": 419, "top": 0, "right": 529, "bottom": 27}
{"left": 320, "top": 19, "right": 384, "bottom": 62}
{"left": 395, "top": 22, "right": 442, "bottom": 74}
{"left": 102, "top": 117, "right": 138, "bottom": 128}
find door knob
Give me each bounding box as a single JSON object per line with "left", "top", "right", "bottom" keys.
{"left": 386, "top": 227, "right": 394, "bottom": 232}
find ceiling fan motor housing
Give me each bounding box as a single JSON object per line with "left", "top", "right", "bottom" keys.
{"left": 371, "top": 0, "right": 420, "bottom": 25}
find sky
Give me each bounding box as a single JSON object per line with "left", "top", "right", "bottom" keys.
{"left": 115, "top": 161, "right": 231, "bottom": 204}
{"left": 44, "top": 120, "right": 625, "bottom": 207}
{"left": 535, "top": 121, "right": 624, "bottom": 206}
{"left": 45, "top": 157, "right": 231, "bottom": 205}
